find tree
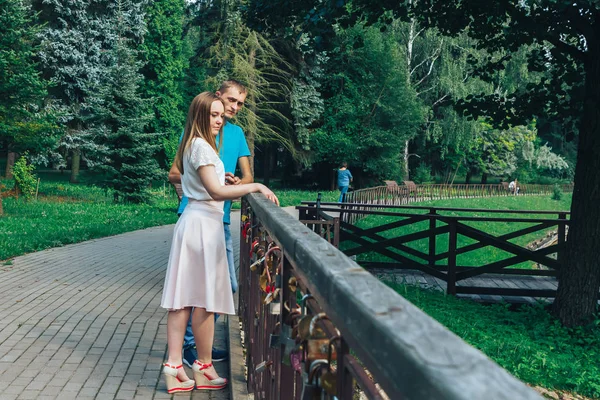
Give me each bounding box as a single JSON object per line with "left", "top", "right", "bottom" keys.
{"left": 310, "top": 23, "right": 423, "bottom": 185}
{"left": 35, "top": 0, "right": 147, "bottom": 183}
{"left": 85, "top": 1, "right": 162, "bottom": 203}
{"left": 0, "top": 0, "right": 58, "bottom": 179}
{"left": 185, "top": 0, "right": 296, "bottom": 174}
{"left": 247, "top": 0, "right": 600, "bottom": 326}
{"left": 139, "top": 0, "right": 186, "bottom": 167}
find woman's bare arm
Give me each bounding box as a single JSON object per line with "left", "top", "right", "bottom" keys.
{"left": 198, "top": 165, "right": 279, "bottom": 205}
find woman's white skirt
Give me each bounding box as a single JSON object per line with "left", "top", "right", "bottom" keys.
{"left": 160, "top": 200, "right": 235, "bottom": 314}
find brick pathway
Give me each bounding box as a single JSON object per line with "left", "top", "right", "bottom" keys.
{"left": 0, "top": 224, "right": 231, "bottom": 400}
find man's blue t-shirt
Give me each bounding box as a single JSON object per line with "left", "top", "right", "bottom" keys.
{"left": 177, "top": 121, "right": 251, "bottom": 224}
{"left": 337, "top": 169, "right": 353, "bottom": 187}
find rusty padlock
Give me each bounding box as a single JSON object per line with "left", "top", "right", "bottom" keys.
{"left": 304, "top": 313, "right": 339, "bottom": 368}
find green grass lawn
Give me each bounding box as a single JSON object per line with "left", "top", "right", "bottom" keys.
{"left": 0, "top": 176, "right": 336, "bottom": 261}
{"left": 0, "top": 179, "right": 180, "bottom": 261}
{"left": 343, "top": 195, "right": 572, "bottom": 269}
{"left": 386, "top": 281, "right": 600, "bottom": 398}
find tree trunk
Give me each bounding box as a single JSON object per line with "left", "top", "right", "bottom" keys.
{"left": 70, "top": 149, "right": 81, "bottom": 183}
{"left": 246, "top": 47, "right": 257, "bottom": 177}
{"left": 552, "top": 50, "right": 600, "bottom": 327}
{"left": 0, "top": 187, "right": 3, "bottom": 216}
{"left": 5, "top": 152, "right": 16, "bottom": 179}
{"left": 403, "top": 140, "right": 410, "bottom": 181}
{"left": 480, "top": 173, "right": 487, "bottom": 184}
{"left": 465, "top": 170, "right": 472, "bottom": 184}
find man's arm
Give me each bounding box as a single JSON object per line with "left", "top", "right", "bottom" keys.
{"left": 168, "top": 161, "right": 181, "bottom": 184}
{"left": 237, "top": 156, "right": 253, "bottom": 184}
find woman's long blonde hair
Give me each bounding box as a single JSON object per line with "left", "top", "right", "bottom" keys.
{"left": 175, "top": 92, "right": 224, "bottom": 175}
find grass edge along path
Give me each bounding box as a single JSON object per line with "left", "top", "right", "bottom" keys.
{"left": 385, "top": 280, "right": 600, "bottom": 399}
{"left": 0, "top": 179, "right": 337, "bottom": 261}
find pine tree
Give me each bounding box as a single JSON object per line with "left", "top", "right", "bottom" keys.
{"left": 139, "top": 0, "right": 186, "bottom": 166}
{"left": 85, "top": 1, "right": 162, "bottom": 203}
{"left": 35, "top": 0, "right": 146, "bottom": 183}
{"left": 0, "top": 0, "right": 57, "bottom": 179}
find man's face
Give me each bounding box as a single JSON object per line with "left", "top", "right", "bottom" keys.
{"left": 217, "top": 88, "right": 247, "bottom": 119}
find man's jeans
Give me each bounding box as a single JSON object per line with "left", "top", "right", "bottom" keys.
{"left": 183, "top": 224, "right": 237, "bottom": 348}
{"left": 338, "top": 185, "right": 349, "bottom": 202}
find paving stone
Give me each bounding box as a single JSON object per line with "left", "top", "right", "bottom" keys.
{"left": 0, "top": 223, "right": 234, "bottom": 400}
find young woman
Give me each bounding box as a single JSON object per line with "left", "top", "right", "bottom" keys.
{"left": 160, "top": 92, "right": 278, "bottom": 393}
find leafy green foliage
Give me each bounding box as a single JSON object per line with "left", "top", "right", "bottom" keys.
{"left": 12, "top": 156, "right": 37, "bottom": 199}
{"left": 552, "top": 185, "right": 563, "bottom": 201}
{"left": 310, "top": 24, "right": 423, "bottom": 182}
{"left": 0, "top": 0, "right": 59, "bottom": 155}
{"left": 139, "top": 0, "right": 186, "bottom": 166}
{"left": 412, "top": 163, "right": 432, "bottom": 184}
{"left": 386, "top": 283, "right": 600, "bottom": 398}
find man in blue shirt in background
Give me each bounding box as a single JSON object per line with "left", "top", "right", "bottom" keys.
{"left": 168, "top": 80, "right": 252, "bottom": 365}
{"left": 337, "top": 162, "right": 353, "bottom": 202}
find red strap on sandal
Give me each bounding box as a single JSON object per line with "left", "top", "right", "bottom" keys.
{"left": 193, "top": 360, "right": 212, "bottom": 370}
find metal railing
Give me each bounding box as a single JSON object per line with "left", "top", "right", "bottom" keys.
{"left": 238, "top": 193, "right": 542, "bottom": 400}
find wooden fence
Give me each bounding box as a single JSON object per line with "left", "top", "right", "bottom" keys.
{"left": 299, "top": 201, "right": 571, "bottom": 298}
{"left": 344, "top": 183, "right": 573, "bottom": 224}
{"left": 239, "top": 193, "right": 542, "bottom": 400}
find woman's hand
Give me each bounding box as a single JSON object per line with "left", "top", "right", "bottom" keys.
{"left": 258, "top": 184, "right": 279, "bottom": 206}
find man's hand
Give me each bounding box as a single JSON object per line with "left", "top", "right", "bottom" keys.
{"left": 225, "top": 172, "right": 242, "bottom": 185}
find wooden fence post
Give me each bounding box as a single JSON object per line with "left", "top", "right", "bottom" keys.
{"left": 429, "top": 209, "right": 437, "bottom": 267}
{"left": 447, "top": 219, "right": 458, "bottom": 295}
{"left": 558, "top": 213, "right": 567, "bottom": 269}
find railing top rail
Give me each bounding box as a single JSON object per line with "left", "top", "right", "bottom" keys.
{"left": 249, "top": 193, "right": 542, "bottom": 400}
{"left": 300, "top": 201, "right": 571, "bottom": 215}
{"left": 298, "top": 206, "right": 570, "bottom": 224}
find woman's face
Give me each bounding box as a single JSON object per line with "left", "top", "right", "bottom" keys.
{"left": 210, "top": 100, "right": 225, "bottom": 135}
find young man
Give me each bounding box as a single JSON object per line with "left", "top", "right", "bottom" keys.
{"left": 168, "top": 80, "right": 252, "bottom": 365}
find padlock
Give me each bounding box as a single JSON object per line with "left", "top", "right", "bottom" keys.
{"left": 250, "top": 256, "right": 265, "bottom": 272}
{"left": 259, "top": 273, "right": 270, "bottom": 293}
{"left": 269, "top": 322, "right": 281, "bottom": 348}
{"left": 288, "top": 277, "right": 297, "bottom": 293}
{"left": 297, "top": 314, "right": 316, "bottom": 341}
{"left": 264, "top": 291, "right": 274, "bottom": 305}
{"left": 281, "top": 314, "right": 300, "bottom": 366}
{"left": 281, "top": 324, "right": 296, "bottom": 366}
{"left": 290, "top": 348, "right": 303, "bottom": 373}
{"left": 305, "top": 314, "right": 336, "bottom": 366}
{"left": 269, "top": 299, "right": 281, "bottom": 315}
{"left": 255, "top": 360, "right": 273, "bottom": 373}
{"left": 287, "top": 316, "right": 305, "bottom": 370}
{"left": 300, "top": 359, "right": 328, "bottom": 400}
{"left": 320, "top": 336, "right": 341, "bottom": 397}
